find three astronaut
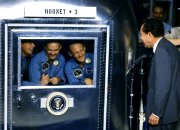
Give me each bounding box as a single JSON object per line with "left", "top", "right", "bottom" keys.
{"left": 21, "top": 40, "right": 94, "bottom": 85}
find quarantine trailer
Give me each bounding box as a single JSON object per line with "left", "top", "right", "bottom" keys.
{"left": 0, "top": 0, "right": 137, "bottom": 130}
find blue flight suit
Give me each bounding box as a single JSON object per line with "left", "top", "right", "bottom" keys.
{"left": 65, "top": 53, "right": 94, "bottom": 85}
{"left": 21, "top": 56, "right": 29, "bottom": 81}
{"left": 29, "top": 50, "right": 66, "bottom": 85}
{"left": 21, "top": 56, "right": 39, "bottom": 86}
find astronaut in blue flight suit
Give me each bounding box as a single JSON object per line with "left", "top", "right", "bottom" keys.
{"left": 65, "top": 42, "right": 93, "bottom": 85}
{"left": 21, "top": 40, "right": 38, "bottom": 86}
{"left": 29, "top": 40, "right": 66, "bottom": 85}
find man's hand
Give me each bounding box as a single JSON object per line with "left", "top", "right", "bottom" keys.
{"left": 84, "top": 78, "right": 93, "bottom": 85}
{"left": 49, "top": 77, "right": 61, "bottom": 85}
{"left": 148, "top": 113, "right": 160, "bottom": 125}
{"left": 41, "top": 74, "right": 49, "bottom": 85}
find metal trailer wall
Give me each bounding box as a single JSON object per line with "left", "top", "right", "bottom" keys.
{"left": 0, "top": 0, "right": 138, "bottom": 130}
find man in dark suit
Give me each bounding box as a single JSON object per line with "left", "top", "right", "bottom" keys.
{"left": 140, "top": 18, "right": 180, "bottom": 130}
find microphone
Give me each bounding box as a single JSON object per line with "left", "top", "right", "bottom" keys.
{"left": 126, "top": 54, "right": 147, "bottom": 75}
{"left": 133, "top": 54, "right": 147, "bottom": 65}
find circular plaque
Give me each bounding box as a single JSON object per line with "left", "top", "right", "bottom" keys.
{"left": 46, "top": 92, "right": 69, "bottom": 116}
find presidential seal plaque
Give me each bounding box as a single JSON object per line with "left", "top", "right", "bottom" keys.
{"left": 46, "top": 92, "right": 69, "bottom": 116}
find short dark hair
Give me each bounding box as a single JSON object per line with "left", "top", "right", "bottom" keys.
{"left": 152, "top": 4, "right": 164, "bottom": 13}
{"left": 21, "top": 39, "right": 34, "bottom": 44}
{"left": 68, "top": 41, "right": 85, "bottom": 52}
{"left": 142, "top": 18, "right": 164, "bottom": 37}
{"left": 45, "top": 40, "right": 62, "bottom": 47}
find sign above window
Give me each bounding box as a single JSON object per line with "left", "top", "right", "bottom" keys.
{"left": 24, "top": 6, "right": 96, "bottom": 18}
